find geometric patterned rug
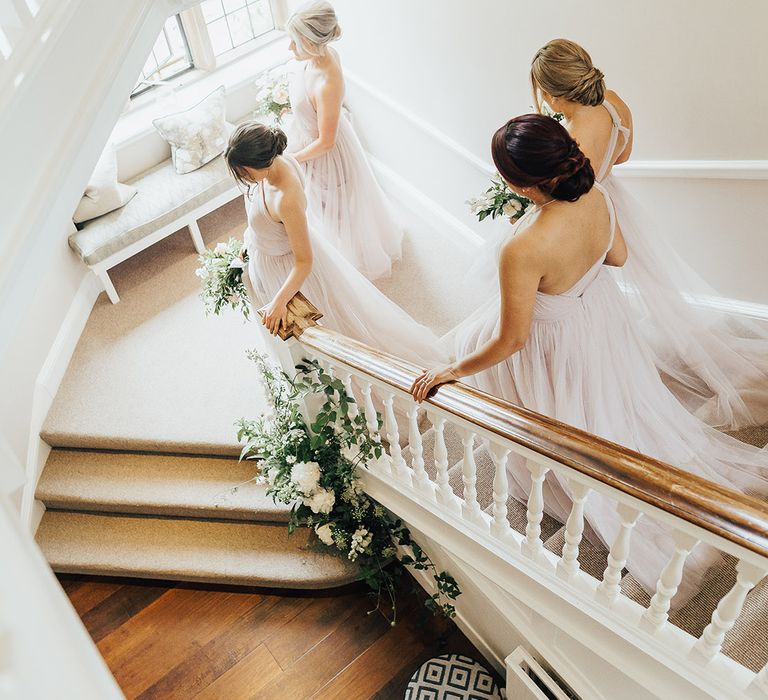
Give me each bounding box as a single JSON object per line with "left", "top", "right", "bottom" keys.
{"left": 404, "top": 654, "right": 502, "bottom": 699}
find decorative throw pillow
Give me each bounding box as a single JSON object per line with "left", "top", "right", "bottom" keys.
{"left": 73, "top": 144, "right": 137, "bottom": 224}
{"left": 152, "top": 86, "right": 229, "bottom": 175}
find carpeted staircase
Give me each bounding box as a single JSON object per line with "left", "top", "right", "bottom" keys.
{"left": 33, "top": 197, "right": 767, "bottom": 669}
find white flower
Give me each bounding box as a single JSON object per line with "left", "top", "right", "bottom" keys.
{"left": 272, "top": 87, "right": 290, "bottom": 105}
{"left": 315, "top": 523, "right": 334, "bottom": 545}
{"left": 228, "top": 258, "right": 245, "bottom": 269}
{"left": 502, "top": 199, "right": 523, "bottom": 217}
{"left": 285, "top": 455, "right": 297, "bottom": 464}
{"left": 256, "top": 87, "right": 272, "bottom": 102}
{"left": 291, "top": 461, "right": 321, "bottom": 494}
{"left": 305, "top": 487, "right": 335, "bottom": 514}
{"left": 348, "top": 527, "right": 373, "bottom": 560}
{"left": 195, "top": 266, "right": 209, "bottom": 279}
{"left": 214, "top": 242, "right": 228, "bottom": 254}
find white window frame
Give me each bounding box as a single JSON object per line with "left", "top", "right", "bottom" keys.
{"left": 179, "top": 0, "right": 288, "bottom": 72}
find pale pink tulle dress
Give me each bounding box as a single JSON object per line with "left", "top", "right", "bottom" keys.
{"left": 286, "top": 62, "right": 403, "bottom": 281}
{"left": 599, "top": 100, "right": 768, "bottom": 431}
{"left": 450, "top": 184, "right": 767, "bottom": 598}
{"left": 242, "top": 155, "right": 440, "bottom": 368}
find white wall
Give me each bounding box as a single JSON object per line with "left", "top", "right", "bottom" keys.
{"left": 324, "top": 0, "right": 768, "bottom": 306}
{"left": 0, "top": 0, "right": 174, "bottom": 494}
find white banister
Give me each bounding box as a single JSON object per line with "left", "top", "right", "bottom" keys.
{"left": 521, "top": 462, "right": 548, "bottom": 561}
{"left": 748, "top": 663, "right": 768, "bottom": 697}
{"left": 459, "top": 427, "right": 485, "bottom": 527}
{"left": 556, "top": 480, "right": 590, "bottom": 581}
{"left": 692, "top": 560, "right": 766, "bottom": 663}
{"left": 275, "top": 319, "right": 768, "bottom": 699}
{"left": 640, "top": 530, "right": 699, "bottom": 633}
{"left": 361, "top": 381, "right": 387, "bottom": 475}
{"left": 596, "top": 504, "right": 641, "bottom": 605}
{"left": 383, "top": 392, "right": 411, "bottom": 485}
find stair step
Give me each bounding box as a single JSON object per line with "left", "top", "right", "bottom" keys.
{"left": 36, "top": 510, "right": 359, "bottom": 589}
{"left": 36, "top": 449, "right": 290, "bottom": 522}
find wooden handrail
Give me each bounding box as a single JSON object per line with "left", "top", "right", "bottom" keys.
{"left": 277, "top": 299, "right": 768, "bottom": 560}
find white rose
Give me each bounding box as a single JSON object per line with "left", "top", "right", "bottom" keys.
{"left": 290, "top": 461, "right": 321, "bottom": 494}
{"left": 228, "top": 258, "right": 245, "bottom": 269}
{"left": 214, "top": 242, "right": 228, "bottom": 254}
{"left": 305, "top": 487, "right": 335, "bottom": 514}
{"left": 314, "top": 523, "right": 334, "bottom": 545}
{"left": 195, "top": 267, "right": 209, "bottom": 279}
{"left": 272, "top": 88, "right": 289, "bottom": 105}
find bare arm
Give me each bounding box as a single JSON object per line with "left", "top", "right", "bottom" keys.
{"left": 261, "top": 188, "right": 313, "bottom": 334}
{"left": 604, "top": 218, "right": 627, "bottom": 267}
{"left": 290, "top": 75, "right": 343, "bottom": 163}
{"left": 411, "top": 234, "right": 543, "bottom": 401}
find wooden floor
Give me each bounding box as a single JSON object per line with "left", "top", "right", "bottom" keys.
{"left": 60, "top": 574, "right": 493, "bottom": 699}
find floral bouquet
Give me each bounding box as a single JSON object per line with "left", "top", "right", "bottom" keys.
{"left": 253, "top": 70, "right": 290, "bottom": 124}
{"left": 236, "top": 352, "right": 460, "bottom": 622}
{"left": 196, "top": 237, "right": 250, "bottom": 320}
{"left": 467, "top": 173, "right": 532, "bottom": 223}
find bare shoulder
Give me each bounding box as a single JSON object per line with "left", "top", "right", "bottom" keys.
{"left": 604, "top": 88, "right": 633, "bottom": 125}
{"left": 274, "top": 166, "right": 307, "bottom": 220}
{"left": 500, "top": 217, "right": 549, "bottom": 269}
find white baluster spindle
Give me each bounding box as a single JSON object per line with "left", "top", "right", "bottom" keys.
{"left": 340, "top": 371, "right": 360, "bottom": 420}
{"left": 460, "top": 428, "right": 485, "bottom": 526}
{"left": 692, "top": 560, "right": 766, "bottom": 663}
{"left": 640, "top": 530, "right": 699, "bottom": 633}
{"left": 521, "top": 461, "right": 549, "bottom": 561}
{"left": 556, "top": 480, "right": 590, "bottom": 581}
{"left": 488, "top": 443, "right": 514, "bottom": 543}
{"left": 596, "top": 503, "right": 641, "bottom": 605}
{"left": 361, "top": 381, "right": 387, "bottom": 475}
{"left": 407, "top": 403, "right": 434, "bottom": 497}
{"left": 431, "top": 415, "right": 461, "bottom": 514}
{"left": 383, "top": 392, "right": 411, "bottom": 485}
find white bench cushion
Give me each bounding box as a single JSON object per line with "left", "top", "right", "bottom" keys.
{"left": 69, "top": 153, "right": 235, "bottom": 266}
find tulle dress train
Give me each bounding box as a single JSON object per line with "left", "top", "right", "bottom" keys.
{"left": 449, "top": 185, "right": 767, "bottom": 599}
{"left": 286, "top": 63, "right": 403, "bottom": 281}
{"left": 599, "top": 101, "right": 768, "bottom": 430}
{"left": 242, "top": 155, "right": 441, "bottom": 368}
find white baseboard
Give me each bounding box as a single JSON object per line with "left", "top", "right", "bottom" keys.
{"left": 346, "top": 72, "right": 768, "bottom": 181}
{"left": 21, "top": 272, "right": 101, "bottom": 531}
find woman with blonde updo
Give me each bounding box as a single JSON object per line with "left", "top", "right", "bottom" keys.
{"left": 283, "top": 0, "right": 403, "bottom": 281}
{"left": 531, "top": 38, "right": 768, "bottom": 432}
{"left": 225, "top": 121, "right": 440, "bottom": 366}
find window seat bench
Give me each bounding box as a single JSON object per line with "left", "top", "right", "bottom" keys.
{"left": 68, "top": 154, "right": 240, "bottom": 303}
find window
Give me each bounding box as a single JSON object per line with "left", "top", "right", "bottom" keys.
{"left": 130, "top": 1, "right": 278, "bottom": 99}
{"left": 132, "top": 15, "right": 193, "bottom": 97}
{"left": 200, "top": 0, "right": 275, "bottom": 57}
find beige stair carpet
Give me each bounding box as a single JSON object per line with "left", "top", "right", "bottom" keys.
{"left": 37, "top": 448, "right": 290, "bottom": 522}
{"left": 42, "top": 201, "right": 268, "bottom": 455}
{"left": 37, "top": 510, "right": 358, "bottom": 589}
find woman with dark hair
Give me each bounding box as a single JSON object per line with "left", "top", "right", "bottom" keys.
{"left": 225, "top": 120, "right": 441, "bottom": 365}
{"left": 530, "top": 38, "right": 768, "bottom": 431}
{"left": 411, "top": 115, "right": 766, "bottom": 598}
